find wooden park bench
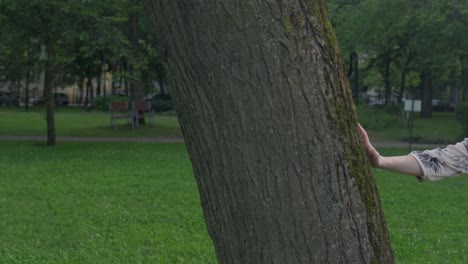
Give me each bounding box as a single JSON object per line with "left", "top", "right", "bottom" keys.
{"left": 132, "top": 100, "right": 155, "bottom": 128}
{"left": 110, "top": 101, "right": 133, "bottom": 128}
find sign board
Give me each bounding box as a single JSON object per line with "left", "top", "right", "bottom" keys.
{"left": 404, "top": 99, "right": 421, "bottom": 112}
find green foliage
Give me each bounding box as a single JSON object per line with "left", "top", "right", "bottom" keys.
{"left": 149, "top": 94, "right": 173, "bottom": 113}
{"left": 93, "top": 96, "right": 130, "bottom": 112}
{"left": 455, "top": 102, "right": 468, "bottom": 135}
{"left": 328, "top": 0, "right": 468, "bottom": 102}
{"left": 0, "top": 0, "right": 166, "bottom": 100}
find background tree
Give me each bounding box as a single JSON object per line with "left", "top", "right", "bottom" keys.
{"left": 329, "top": 0, "right": 468, "bottom": 114}
{"left": 143, "top": 0, "right": 393, "bottom": 263}
{"left": 0, "top": 0, "right": 75, "bottom": 145}
{"left": 0, "top": 0, "right": 166, "bottom": 144}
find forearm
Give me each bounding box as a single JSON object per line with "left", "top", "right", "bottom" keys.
{"left": 377, "top": 155, "right": 423, "bottom": 177}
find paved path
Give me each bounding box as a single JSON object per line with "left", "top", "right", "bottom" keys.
{"left": 0, "top": 135, "right": 447, "bottom": 149}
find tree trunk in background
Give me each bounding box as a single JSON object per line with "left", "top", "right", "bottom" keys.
{"left": 85, "top": 68, "right": 93, "bottom": 107}
{"left": 398, "top": 68, "right": 406, "bottom": 103}
{"left": 128, "top": 11, "right": 143, "bottom": 101}
{"left": 398, "top": 54, "right": 412, "bottom": 103}
{"left": 348, "top": 51, "right": 359, "bottom": 102}
{"left": 16, "top": 78, "right": 21, "bottom": 107}
{"left": 127, "top": 10, "right": 145, "bottom": 125}
{"left": 24, "top": 66, "right": 30, "bottom": 111}
{"left": 383, "top": 51, "right": 391, "bottom": 104}
{"left": 143, "top": 1, "right": 394, "bottom": 263}
{"left": 96, "top": 53, "right": 102, "bottom": 97}
{"left": 461, "top": 56, "right": 467, "bottom": 103}
{"left": 44, "top": 42, "right": 56, "bottom": 146}
{"left": 353, "top": 51, "right": 360, "bottom": 102}
{"left": 420, "top": 69, "right": 432, "bottom": 118}
{"left": 77, "top": 76, "right": 84, "bottom": 105}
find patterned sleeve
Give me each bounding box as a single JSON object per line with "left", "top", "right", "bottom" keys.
{"left": 409, "top": 138, "right": 468, "bottom": 181}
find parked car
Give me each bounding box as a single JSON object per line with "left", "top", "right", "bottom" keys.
{"left": 432, "top": 100, "right": 456, "bottom": 112}
{"left": 29, "top": 93, "right": 70, "bottom": 106}
{"left": 0, "top": 91, "right": 18, "bottom": 106}
{"left": 29, "top": 96, "right": 45, "bottom": 105}
{"left": 54, "top": 92, "right": 70, "bottom": 106}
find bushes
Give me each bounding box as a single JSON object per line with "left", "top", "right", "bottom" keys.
{"left": 149, "top": 94, "right": 173, "bottom": 112}
{"left": 456, "top": 102, "right": 468, "bottom": 135}
{"left": 356, "top": 103, "right": 404, "bottom": 131}
{"left": 93, "top": 96, "right": 129, "bottom": 111}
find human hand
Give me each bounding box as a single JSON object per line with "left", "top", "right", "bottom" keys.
{"left": 358, "top": 124, "right": 382, "bottom": 168}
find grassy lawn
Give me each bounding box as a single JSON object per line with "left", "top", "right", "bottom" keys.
{"left": 360, "top": 111, "right": 463, "bottom": 144}
{"left": 1, "top": 106, "right": 463, "bottom": 144}
{"left": 0, "top": 110, "right": 182, "bottom": 138}
{"left": 0, "top": 142, "right": 466, "bottom": 263}
{"left": 376, "top": 148, "right": 467, "bottom": 264}
{"left": 0, "top": 141, "right": 215, "bottom": 263}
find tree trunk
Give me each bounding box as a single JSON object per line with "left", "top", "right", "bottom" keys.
{"left": 348, "top": 51, "right": 359, "bottom": 102}
{"left": 398, "top": 68, "right": 406, "bottom": 103}
{"left": 77, "top": 76, "right": 84, "bottom": 105}
{"left": 24, "top": 65, "right": 30, "bottom": 111}
{"left": 159, "top": 79, "right": 165, "bottom": 96}
{"left": 353, "top": 51, "right": 359, "bottom": 102}
{"left": 143, "top": 1, "right": 394, "bottom": 263}
{"left": 383, "top": 51, "right": 391, "bottom": 104}
{"left": 128, "top": 11, "right": 144, "bottom": 101}
{"left": 461, "top": 56, "right": 467, "bottom": 103}
{"left": 398, "top": 54, "right": 412, "bottom": 104}
{"left": 420, "top": 69, "right": 432, "bottom": 118}
{"left": 44, "top": 42, "right": 56, "bottom": 146}
{"left": 16, "top": 77, "right": 21, "bottom": 107}
{"left": 85, "top": 68, "right": 93, "bottom": 107}
{"left": 96, "top": 64, "right": 102, "bottom": 97}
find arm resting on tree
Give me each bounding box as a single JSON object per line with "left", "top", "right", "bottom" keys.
{"left": 377, "top": 155, "right": 423, "bottom": 177}
{"left": 358, "top": 124, "right": 423, "bottom": 177}
{"left": 359, "top": 124, "right": 468, "bottom": 181}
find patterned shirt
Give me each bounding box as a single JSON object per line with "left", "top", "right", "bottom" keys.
{"left": 410, "top": 138, "right": 468, "bottom": 181}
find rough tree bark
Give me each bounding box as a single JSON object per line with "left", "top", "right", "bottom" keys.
{"left": 143, "top": 1, "right": 394, "bottom": 263}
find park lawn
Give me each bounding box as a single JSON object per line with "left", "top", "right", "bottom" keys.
{"left": 0, "top": 142, "right": 466, "bottom": 263}
{"left": 0, "top": 111, "right": 182, "bottom": 138}
{"left": 368, "top": 112, "right": 463, "bottom": 144}
{"left": 376, "top": 148, "right": 467, "bottom": 264}
{"left": 0, "top": 141, "right": 215, "bottom": 263}
{"left": 1, "top": 107, "right": 462, "bottom": 144}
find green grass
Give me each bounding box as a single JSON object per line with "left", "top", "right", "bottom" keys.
{"left": 0, "top": 141, "right": 215, "bottom": 263}
{"left": 376, "top": 148, "right": 467, "bottom": 264}
{"left": 360, "top": 110, "right": 462, "bottom": 144}
{"left": 2, "top": 106, "right": 462, "bottom": 144}
{"left": 0, "top": 111, "right": 182, "bottom": 138}
{"left": 372, "top": 112, "right": 462, "bottom": 143}
{"left": 0, "top": 142, "right": 466, "bottom": 263}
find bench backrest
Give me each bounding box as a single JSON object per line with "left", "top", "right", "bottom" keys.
{"left": 110, "top": 101, "right": 128, "bottom": 112}
{"left": 133, "top": 100, "right": 151, "bottom": 111}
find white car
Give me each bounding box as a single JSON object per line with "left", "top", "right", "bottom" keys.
{"left": 29, "top": 93, "right": 70, "bottom": 106}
